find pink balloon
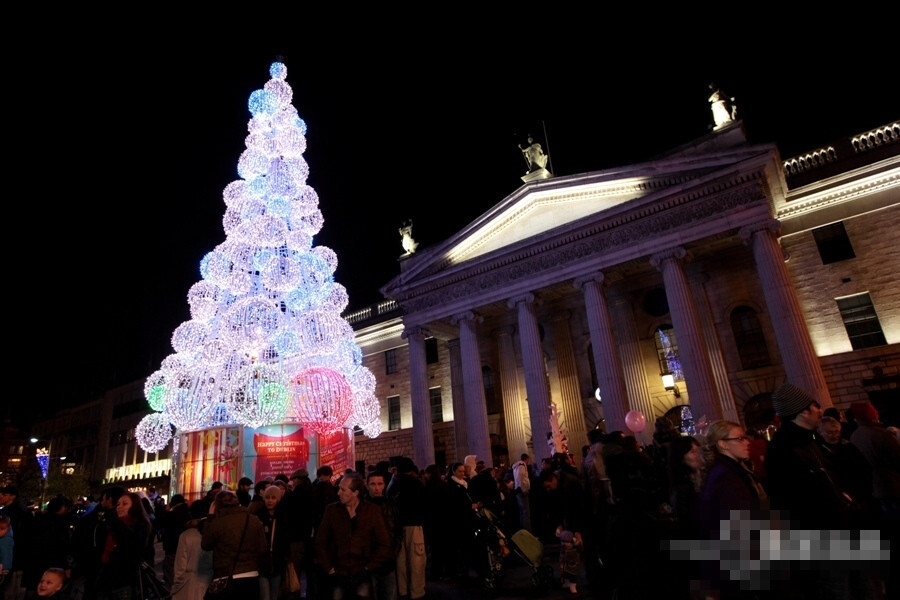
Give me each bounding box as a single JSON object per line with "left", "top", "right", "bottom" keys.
{"left": 624, "top": 410, "right": 647, "bottom": 433}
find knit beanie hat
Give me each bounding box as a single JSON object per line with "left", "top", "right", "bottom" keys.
{"left": 850, "top": 401, "right": 879, "bottom": 423}
{"left": 771, "top": 383, "right": 815, "bottom": 417}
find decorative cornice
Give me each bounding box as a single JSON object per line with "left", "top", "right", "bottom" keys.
{"left": 779, "top": 164, "right": 900, "bottom": 218}
{"left": 353, "top": 319, "right": 405, "bottom": 346}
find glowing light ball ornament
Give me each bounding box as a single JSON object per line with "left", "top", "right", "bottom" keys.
{"left": 138, "top": 59, "right": 379, "bottom": 450}
{"left": 291, "top": 366, "right": 353, "bottom": 436}
{"left": 136, "top": 413, "right": 174, "bottom": 453}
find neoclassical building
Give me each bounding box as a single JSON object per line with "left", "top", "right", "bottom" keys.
{"left": 17, "top": 119, "right": 899, "bottom": 498}
{"left": 351, "top": 119, "right": 900, "bottom": 472}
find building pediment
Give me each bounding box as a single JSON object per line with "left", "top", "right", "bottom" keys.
{"left": 382, "top": 145, "right": 779, "bottom": 322}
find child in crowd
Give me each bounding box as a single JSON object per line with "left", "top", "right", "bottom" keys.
{"left": 34, "top": 567, "right": 67, "bottom": 598}
{"left": 0, "top": 515, "right": 12, "bottom": 594}
{"left": 557, "top": 528, "right": 582, "bottom": 594}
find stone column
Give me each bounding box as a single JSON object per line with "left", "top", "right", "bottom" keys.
{"left": 550, "top": 311, "right": 589, "bottom": 455}
{"left": 402, "top": 325, "right": 435, "bottom": 469}
{"left": 574, "top": 273, "right": 630, "bottom": 435}
{"left": 741, "top": 220, "right": 832, "bottom": 406}
{"left": 450, "top": 311, "right": 492, "bottom": 464}
{"left": 688, "top": 270, "right": 740, "bottom": 422}
{"left": 650, "top": 247, "right": 723, "bottom": 422}
{"left": 446, "top": 338, "right": 468, "bottom": 457}
{"left": 494, "top": 325, "right": 530, "bottom": 460}
{"left": 607, "top": 288, "right": 655, "bottom": 445}
{"left": 508, "top": 293, "right": 552, "bottom": 457}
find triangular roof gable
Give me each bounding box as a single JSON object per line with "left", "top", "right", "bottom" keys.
{"left": 385, "top": 146, "right": 772, "bottom": 291}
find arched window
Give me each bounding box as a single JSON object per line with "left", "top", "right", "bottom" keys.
{"left": 730, "top": 306, "right": 770, "bottom": 369}
{"left": 654, "top": 325, "right": 683, "bottom": 381}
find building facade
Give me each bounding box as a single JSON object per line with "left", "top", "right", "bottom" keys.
{"left": 29, "top": 379, "right": 173, "bottom": 500}
{"left": 354, "top": 120, "right": 900, "bottom": 472}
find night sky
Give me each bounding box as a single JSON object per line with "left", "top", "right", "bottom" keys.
{"left": 10, "top": 18, "right": 896, "bottom": 429}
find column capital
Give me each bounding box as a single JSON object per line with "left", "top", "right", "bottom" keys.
{"left": 450, "top": 310, "right": 482, "bottom": 326}
{"left": 650, "top": 246, "right": 688, "bottom": 271}
{"left": 401, "top": 325, "right": 430, "bottom": 340}
{"left": 739, "top": 218, "right": 781, "bottom": 244}
{"left": 493, "top": 325, "right": 516, "bottom": 338}
{"left": 574, "top": 272, "right": 605, "bottom": 290}
{"left": 507, "top": 292, "right": 536, "bottom": 309}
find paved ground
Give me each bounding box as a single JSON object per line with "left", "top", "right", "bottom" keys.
{"left": 425, "top": 541, "right": 595, "bottom": 600}
{"left": 153, "top": 540, "right": 596, "bottom": 600}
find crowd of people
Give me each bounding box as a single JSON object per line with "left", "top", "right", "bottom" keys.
{"left": 0, "top": 383, "right": 897, "bottom": 600}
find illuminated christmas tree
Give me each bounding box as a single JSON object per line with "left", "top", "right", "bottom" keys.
{"left": 137, "top": 61, "right": 380, "bottom": 452}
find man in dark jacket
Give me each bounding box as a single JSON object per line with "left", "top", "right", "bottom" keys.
{"left": 236, "top": 477, "right": 253, "bottom": 507}
{"left": 315, "top": 474, "right": 392, "bottom": 600}
{"left": 70, "top": 485, "right": 124, "bottom": 599}
{"left": 765, "top": 382, "right": 859, "bottom": 597}
{"left": 367, "top": 471, "right": 399, "bottom": 600}
{"left": 311, "top": 466, "right": 337, "bottom": 533}
{"left": 765, "top": 383, "right": 851, "bottom": 527}
{"left": 283, "top": 469, "right": 314, "bottom": 599}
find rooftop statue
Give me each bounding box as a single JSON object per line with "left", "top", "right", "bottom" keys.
{"left": 519, "top": 135, "right": 549, "bottom": 173}
{"left": 518, "top": 134, "right": 552, "bottom": 182}
{"left": 399, "top": 219, "right": 418, "bottom": 255}
{"left": 708, "top": 83, "right": 738, "bottom": 129}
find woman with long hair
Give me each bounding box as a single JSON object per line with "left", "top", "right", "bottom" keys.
{"left": 666, "top": 435, "right": 702, "bottom": 539}
{"left": 95, "top": 492, "right": 154, "bottom": 600}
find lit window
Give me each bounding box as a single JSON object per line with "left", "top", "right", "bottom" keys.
{"left": 837, "top": 293, "right": 886, "bottom": 349}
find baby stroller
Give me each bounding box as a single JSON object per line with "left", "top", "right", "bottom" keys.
{"left": 472, "top": 507, "right": 555, "bottom": 589}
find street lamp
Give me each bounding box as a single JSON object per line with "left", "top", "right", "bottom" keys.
{"left": 661, "top": 372, "right": 681, "bottom": 398}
